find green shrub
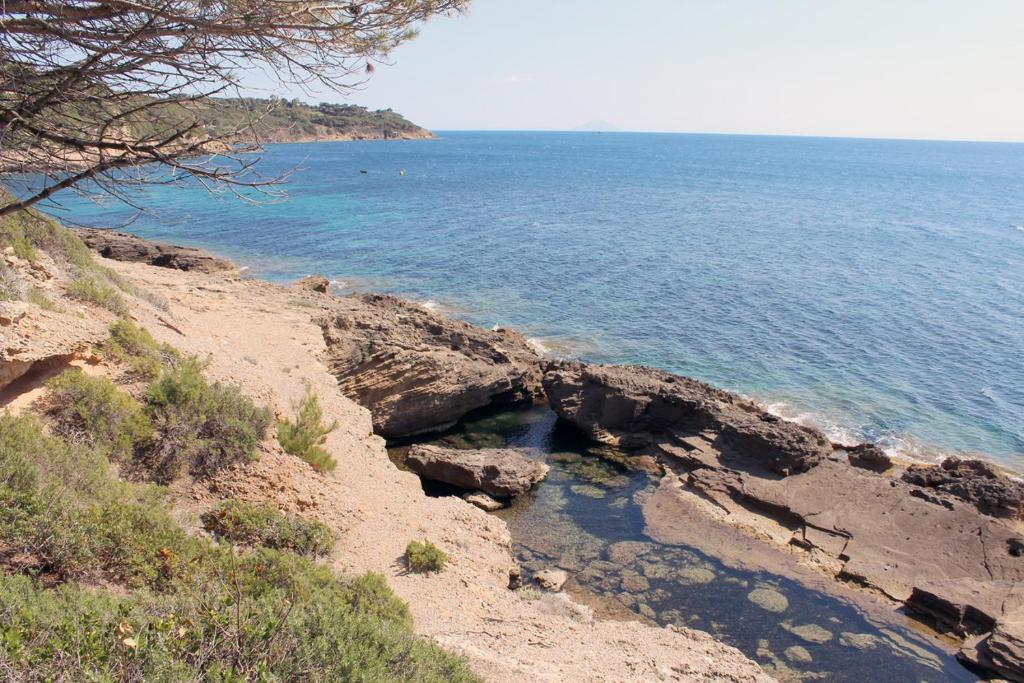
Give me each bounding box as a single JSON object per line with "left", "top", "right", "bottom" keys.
{"left": 0, "top": 412, "right": 479, "bottom": 681}
{"left": 0, "top": 191, "right": 93, "bottom": 268}
{"left": 66, "top": 274, "right": 129, "bottom": 315}
{"left": 0, "top": 414, "right": 196, "bottom": 587}
{"left": 0, "top": 553, "right": 479, "bottom": 682}
{"left": 101, "top": 319, "right": 179, "bottom": 379}
{"left": 277, "top": 387, "right": 339, "bottom": 472}
{"left": 405, "top": 540, "right": 448, "bottom": 573}
{"left": 144, "top": 357, "right": 271, "bottom": 481}
{"left": 201, "top": 498, "right": 335, "bottom": 558}
{"left": 44, "top": 369, "right": 153, "bottom": 460}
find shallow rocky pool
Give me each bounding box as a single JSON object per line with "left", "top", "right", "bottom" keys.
{"left": 390, "top": 406, "right": 979, "bottom": 682}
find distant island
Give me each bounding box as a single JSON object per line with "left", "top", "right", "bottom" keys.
{"left": 199, "top": 97, "right": 434, "bottom": 143}
{"left": 572, "top": 120, "right": 621, "bottom": 132}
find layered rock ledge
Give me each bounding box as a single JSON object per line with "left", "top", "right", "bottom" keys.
{"left": 75, "top": 228, "right": 235, "bottom": 273}
{"left": 318, "top": 294, "right": 544, "bottom": 438}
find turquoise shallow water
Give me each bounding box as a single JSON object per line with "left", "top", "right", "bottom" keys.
{"left": 41, "top": 132, "right": 1024, "bottom": 464}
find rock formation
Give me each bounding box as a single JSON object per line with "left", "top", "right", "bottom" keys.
{"left": 543, "top": 362, "right": 831, "bottom": 476}
{"left": 75, "top": 228, "right": 235, "bottom": 273}
{"left": 845, "top": 443, "right": 892, "bottom": 472}
{"left": 405, "top": 445, "right": 549, "bottom": 498}
{"left": 0, "top": 301, "right": 107, "bottom": 390}
{"left": 903, "top": 457, "right": 1024, "bottom": 520}
{"left": 319, "top": 294, "right": 544, "bottom": 438}
{"left": 293, "top": 275, "right": 330, "bottom": 293}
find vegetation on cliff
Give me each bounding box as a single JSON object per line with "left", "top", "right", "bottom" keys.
{"left": 200, "top": 97, "right": 433, "bottom": 142}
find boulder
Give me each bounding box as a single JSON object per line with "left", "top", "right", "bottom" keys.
{"left": 534, "top": 569, "right": 568, "bottom": 592}
{"left": 846, "top": 443, "right": 893, "bottom": 472}
{"left": 75, "top": 228, "right": 235, "bottom": 273}
{"left": 319, "top": 293, "right": 544, "bottom": 438}
{"left": 543, "top": 362, "right": 830, "bottom": 476}
{"left": 405, "top": 445, "right": 549, "bottom": 498}
{"left": 294, "top": 275, "right": 330, "bottom": 293}
{"left": 902, "top": 457, "right": 1024, "bottom": 520}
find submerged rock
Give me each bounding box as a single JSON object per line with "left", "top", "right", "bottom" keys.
{"left": 543, "top": 362, "right": 831, "bottom": 476}
{"left": 783, "top": 622, "right": 833, "bottom": 644}
{"left": 319, "top": 293, "right": 544, "bottom": 438}
{"left": 784, "top": 645, "right": 813, "bottom": 664}
{"left": 406, "top": 445, "right": 548, "bottom": 498}
{"left": 902, "top": 457, "right": 1024, "bottom": 520}
{"left": 75, "top": 228, "right": 235, "bottom": 273}
{"left": 747, "top": 587, "right": 789, "bottom": 613}
{"left": 463, "top": 491, "right": 506, "bottom": 511}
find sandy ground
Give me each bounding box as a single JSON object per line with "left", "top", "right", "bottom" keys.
{"left": 83, "top": 259, "right": 774, "bottom": 683}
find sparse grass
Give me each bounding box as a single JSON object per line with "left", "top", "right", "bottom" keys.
{"left": 26, "top": 287, "right": 61, "bottom": 312}
{"left": 101, "top": 319, "right": 179, "bottom": 379}
{"left": 0, "top": 413, "right": 480, "bottom": 682}
{"left": 143, "top": 356, "right": 271, "bottom": 481}
{"left": 405, "top": 540, "right": 448, "bottom": 573}
{"left": 201, "top": 498, "right": 335, "bottom": 558}
{"left": 0, "top": 262, "right": 26, "bottom": 300}
{"left": 44, "top": 369, "right": 154, "bottom": 461}
{"left": 66, "top": 274, "right": 129, "bottom": 316}
{"left": 277, "top": 387, "right": 339, "bottom": 472}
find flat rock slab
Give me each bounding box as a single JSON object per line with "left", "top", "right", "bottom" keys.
{"left": 75, "top": 228, "right": 235, "bottom": 273}
{"left": 319, "top": 293, "right": 543, "bottom": 438}
{"left": 406, "top": 445, "right": 549, "bottom": 498}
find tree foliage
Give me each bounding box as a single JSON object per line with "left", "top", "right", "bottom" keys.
{"left": 0, "top": 0, "right": 467, "bottom": 215}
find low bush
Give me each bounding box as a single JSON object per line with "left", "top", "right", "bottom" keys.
{"left": 0, "top": 552, "right": 479, "bottom": 682}
{"left": 405, "top": 540, "right": 448, "bottom": 573}
{"left": 66, "top": 274, "right": 129, "bottom": 316}
{"left": 0, "top": 413, "right": 480, "bottom": 682}
{"left": 0, "top": 414, "right": 197, "bottom": 587}
{"left": 101, "top": 319, "right": 179, "bottom": 379}
{"left": 144, "top": 357, "right": 271, "bottom": 481}
{"left": 277, "top": 387, "right": 339, "bottom": 472}
{"left": 44, "top": 369, "right": 153, "bottom": 461}
{"left": 201, "top": 498, "right": 335, "bottom": 558}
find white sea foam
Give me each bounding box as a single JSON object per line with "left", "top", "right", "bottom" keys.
{"left": 420, "top": 299, "right": 441, "bottom": 312}
{"left": 526, "top": 337, "right": 552, "bottom": 355}
{"left": 755, "top": 398, "right": 945, "bottom": 465}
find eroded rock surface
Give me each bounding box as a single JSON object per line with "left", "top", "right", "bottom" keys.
{"left": 406, "top": 445, "right": 549, "bottom": 498}
{"left": 319, "top": 294, "right": 544, "bottom": 438}
{"left": 75, "top": 228, "right": 235, "bottom": 273}
{"left": 0, "top": 301, "right": 107, "bottom": 389}
{"left": 543, "top": 362, "right": 831, "bottom": 475}
{"left": 903, "top": 457, "right": 1024, "bottom": 520}
{"left": 294, "top": 275, "right": 330, "bottom": 293}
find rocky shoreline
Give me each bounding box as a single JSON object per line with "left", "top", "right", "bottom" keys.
{"left": 59, "top": 229, "right": 1024, "bottom": 681}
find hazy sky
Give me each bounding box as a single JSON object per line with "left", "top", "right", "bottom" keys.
{"left": 246, "top": 0, "right": 1024, "bottom": 142}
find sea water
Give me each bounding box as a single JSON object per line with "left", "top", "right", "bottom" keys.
{"left": 49, "top": 132, "right": 1024, "bottom": 465}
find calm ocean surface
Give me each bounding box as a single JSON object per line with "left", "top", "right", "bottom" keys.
{"left": 53, "top": 132, "right": 1024, "bottom": 465}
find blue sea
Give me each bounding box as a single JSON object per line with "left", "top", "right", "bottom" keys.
{"left": 49, "top": 132, "right": 1024, "bottom": 465}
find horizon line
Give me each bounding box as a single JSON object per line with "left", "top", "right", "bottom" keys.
{"left": 427, "top": 128, "right": 1024, "bottom": 146}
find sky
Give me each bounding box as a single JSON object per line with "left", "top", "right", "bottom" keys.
{"left": 243, "top": 0, "right": 1024, "bottom": 142}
